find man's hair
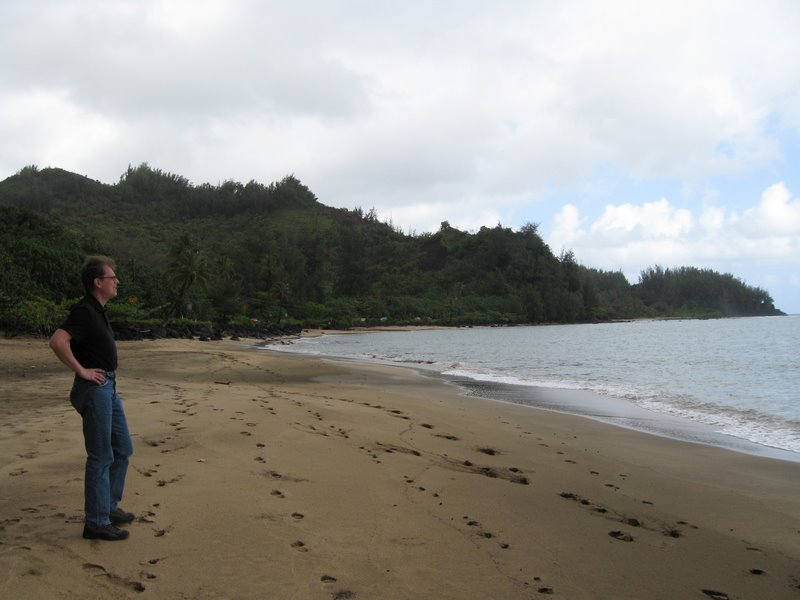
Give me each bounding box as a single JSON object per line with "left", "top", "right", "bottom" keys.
{"left": 81, "top": 255, "right": 116, "bottom": 295}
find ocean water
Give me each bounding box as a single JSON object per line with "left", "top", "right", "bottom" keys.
{"left": 267, "top": 316, "right": 800, "bottom": 461}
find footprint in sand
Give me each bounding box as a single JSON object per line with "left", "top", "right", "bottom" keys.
{"left": 82, "top": 562, "right": 147, "bottom": 592}
{"left": 534, "top": 581, "right": 554, "bottom": 594}
{"left": 477, "top": 447, "right": 499, "bottom": 456}
{"left": 291, "top": 540, "right": 308, "bottom": 552}
{"left": 156, "top": 475, "right": 184, "bottom": 487}
{"left": 701, "top": 590, "right": 730, "bottom": 600}
{"left": 136, "top": 466, "right": 159, "bottom": 478}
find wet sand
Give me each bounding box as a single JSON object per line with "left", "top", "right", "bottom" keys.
{"left": 1, "top": 337, "right": 799, "bottom": 599}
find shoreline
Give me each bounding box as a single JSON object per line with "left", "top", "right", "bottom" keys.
{"left": 2, "top": 337, "right": 799, "bottom": 599}
{"left": 446, "top": 374, "right": 800, "bottom": 464}
{"left": 266, "top": 337, "right": 800, "bottom": 464}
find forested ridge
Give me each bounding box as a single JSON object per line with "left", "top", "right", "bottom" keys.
{"left": 0, "top": 164, "right": 783, "bottom": 336}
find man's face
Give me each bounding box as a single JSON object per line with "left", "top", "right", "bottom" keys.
{"left": 96, "top": 266, "right": 119, "bottom": 301}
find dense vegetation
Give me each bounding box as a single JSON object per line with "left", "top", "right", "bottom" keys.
{"left": 0, "top": 164, "right": 783, "bottom": 335}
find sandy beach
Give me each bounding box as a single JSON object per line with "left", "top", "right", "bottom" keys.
{"left": 1, "top": 337, "right": 799, "bottom": 599}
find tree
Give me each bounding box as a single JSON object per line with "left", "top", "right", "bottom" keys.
{"left": 335, "top": 226, "right": 368, "bottom": 296}
{"left": 165, "top": 235, "right": 211, "bottom": 319}
{"left": 1, "top": 165, "right": 784, "bottom": 327}
{"left": 270, "top": 282, "right": 292, "bottom": 324}
{"left": 206, "top": 256, "right": 242, "bottom": 322}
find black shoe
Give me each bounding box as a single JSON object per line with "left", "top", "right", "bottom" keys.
{"left": 83, "top": 523, "right": 130, "bottom": 541}
{"left": 110, "top": 508, "right": 135, "bottom": 524}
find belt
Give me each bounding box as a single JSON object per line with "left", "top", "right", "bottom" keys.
{"left": 103, "top": 370, "right": 116, "bottom": 378}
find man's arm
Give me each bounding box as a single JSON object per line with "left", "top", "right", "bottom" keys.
{"left": 49, "top": 329, "right": 106, "bottom": 384}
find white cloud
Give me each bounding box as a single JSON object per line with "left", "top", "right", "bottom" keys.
{"left": 738, "top": 182, "right": 800, "bottom": 235}
{"left": 145, "top": 0, "right": 233, "bottom": 38}
{"left": 547, "top": 182, "right": 800, "bottom": 275}
{"left": 1, "top": 0, "right": 800, "bottom": 309}
{"left": 0, "top": 89, "right": 119, "bottom": 172}
{"left": 590, "top": 200, "right": 694, "bottom": 240}
{"left": 3, "top": 0, "right": 797, "bottom": 192}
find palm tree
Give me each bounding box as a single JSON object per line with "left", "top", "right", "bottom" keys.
{"left": 165, "top": 235, "right": 211, "bottom": 319}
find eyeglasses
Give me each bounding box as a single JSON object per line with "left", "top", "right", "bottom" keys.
{"left": 97, "top": 275, "right": 119, "bottom": 280}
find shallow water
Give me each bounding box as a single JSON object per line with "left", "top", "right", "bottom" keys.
{"left": 268, "top": 316, "right": 800, "bottom": 461}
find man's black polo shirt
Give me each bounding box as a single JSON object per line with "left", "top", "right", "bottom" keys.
{"left": 60, "top": 295, "right": 118, "bottom": 372}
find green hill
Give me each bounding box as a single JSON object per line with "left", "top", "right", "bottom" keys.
{"left": 0, "top": 164, "right": 784, "bottom": 335}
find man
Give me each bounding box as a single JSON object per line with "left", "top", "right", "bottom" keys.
{"left": 50, "top": 255, "right": 134, "bottom": 541}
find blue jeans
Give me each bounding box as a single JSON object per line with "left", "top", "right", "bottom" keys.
{"left": 70, "top": 372, "right": 133, "bottom": 527}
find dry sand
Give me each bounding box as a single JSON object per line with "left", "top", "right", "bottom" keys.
{"left": 1, "top": 337, "right": 799, "bottom": 599}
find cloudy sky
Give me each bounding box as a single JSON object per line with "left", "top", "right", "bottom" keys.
{"left": 2, "top": 1, "right": 799, "bottom": 313}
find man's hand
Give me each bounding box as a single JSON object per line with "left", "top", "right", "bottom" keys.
{"left": 80, "top": 367, "right": 107, "bottom": 384}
